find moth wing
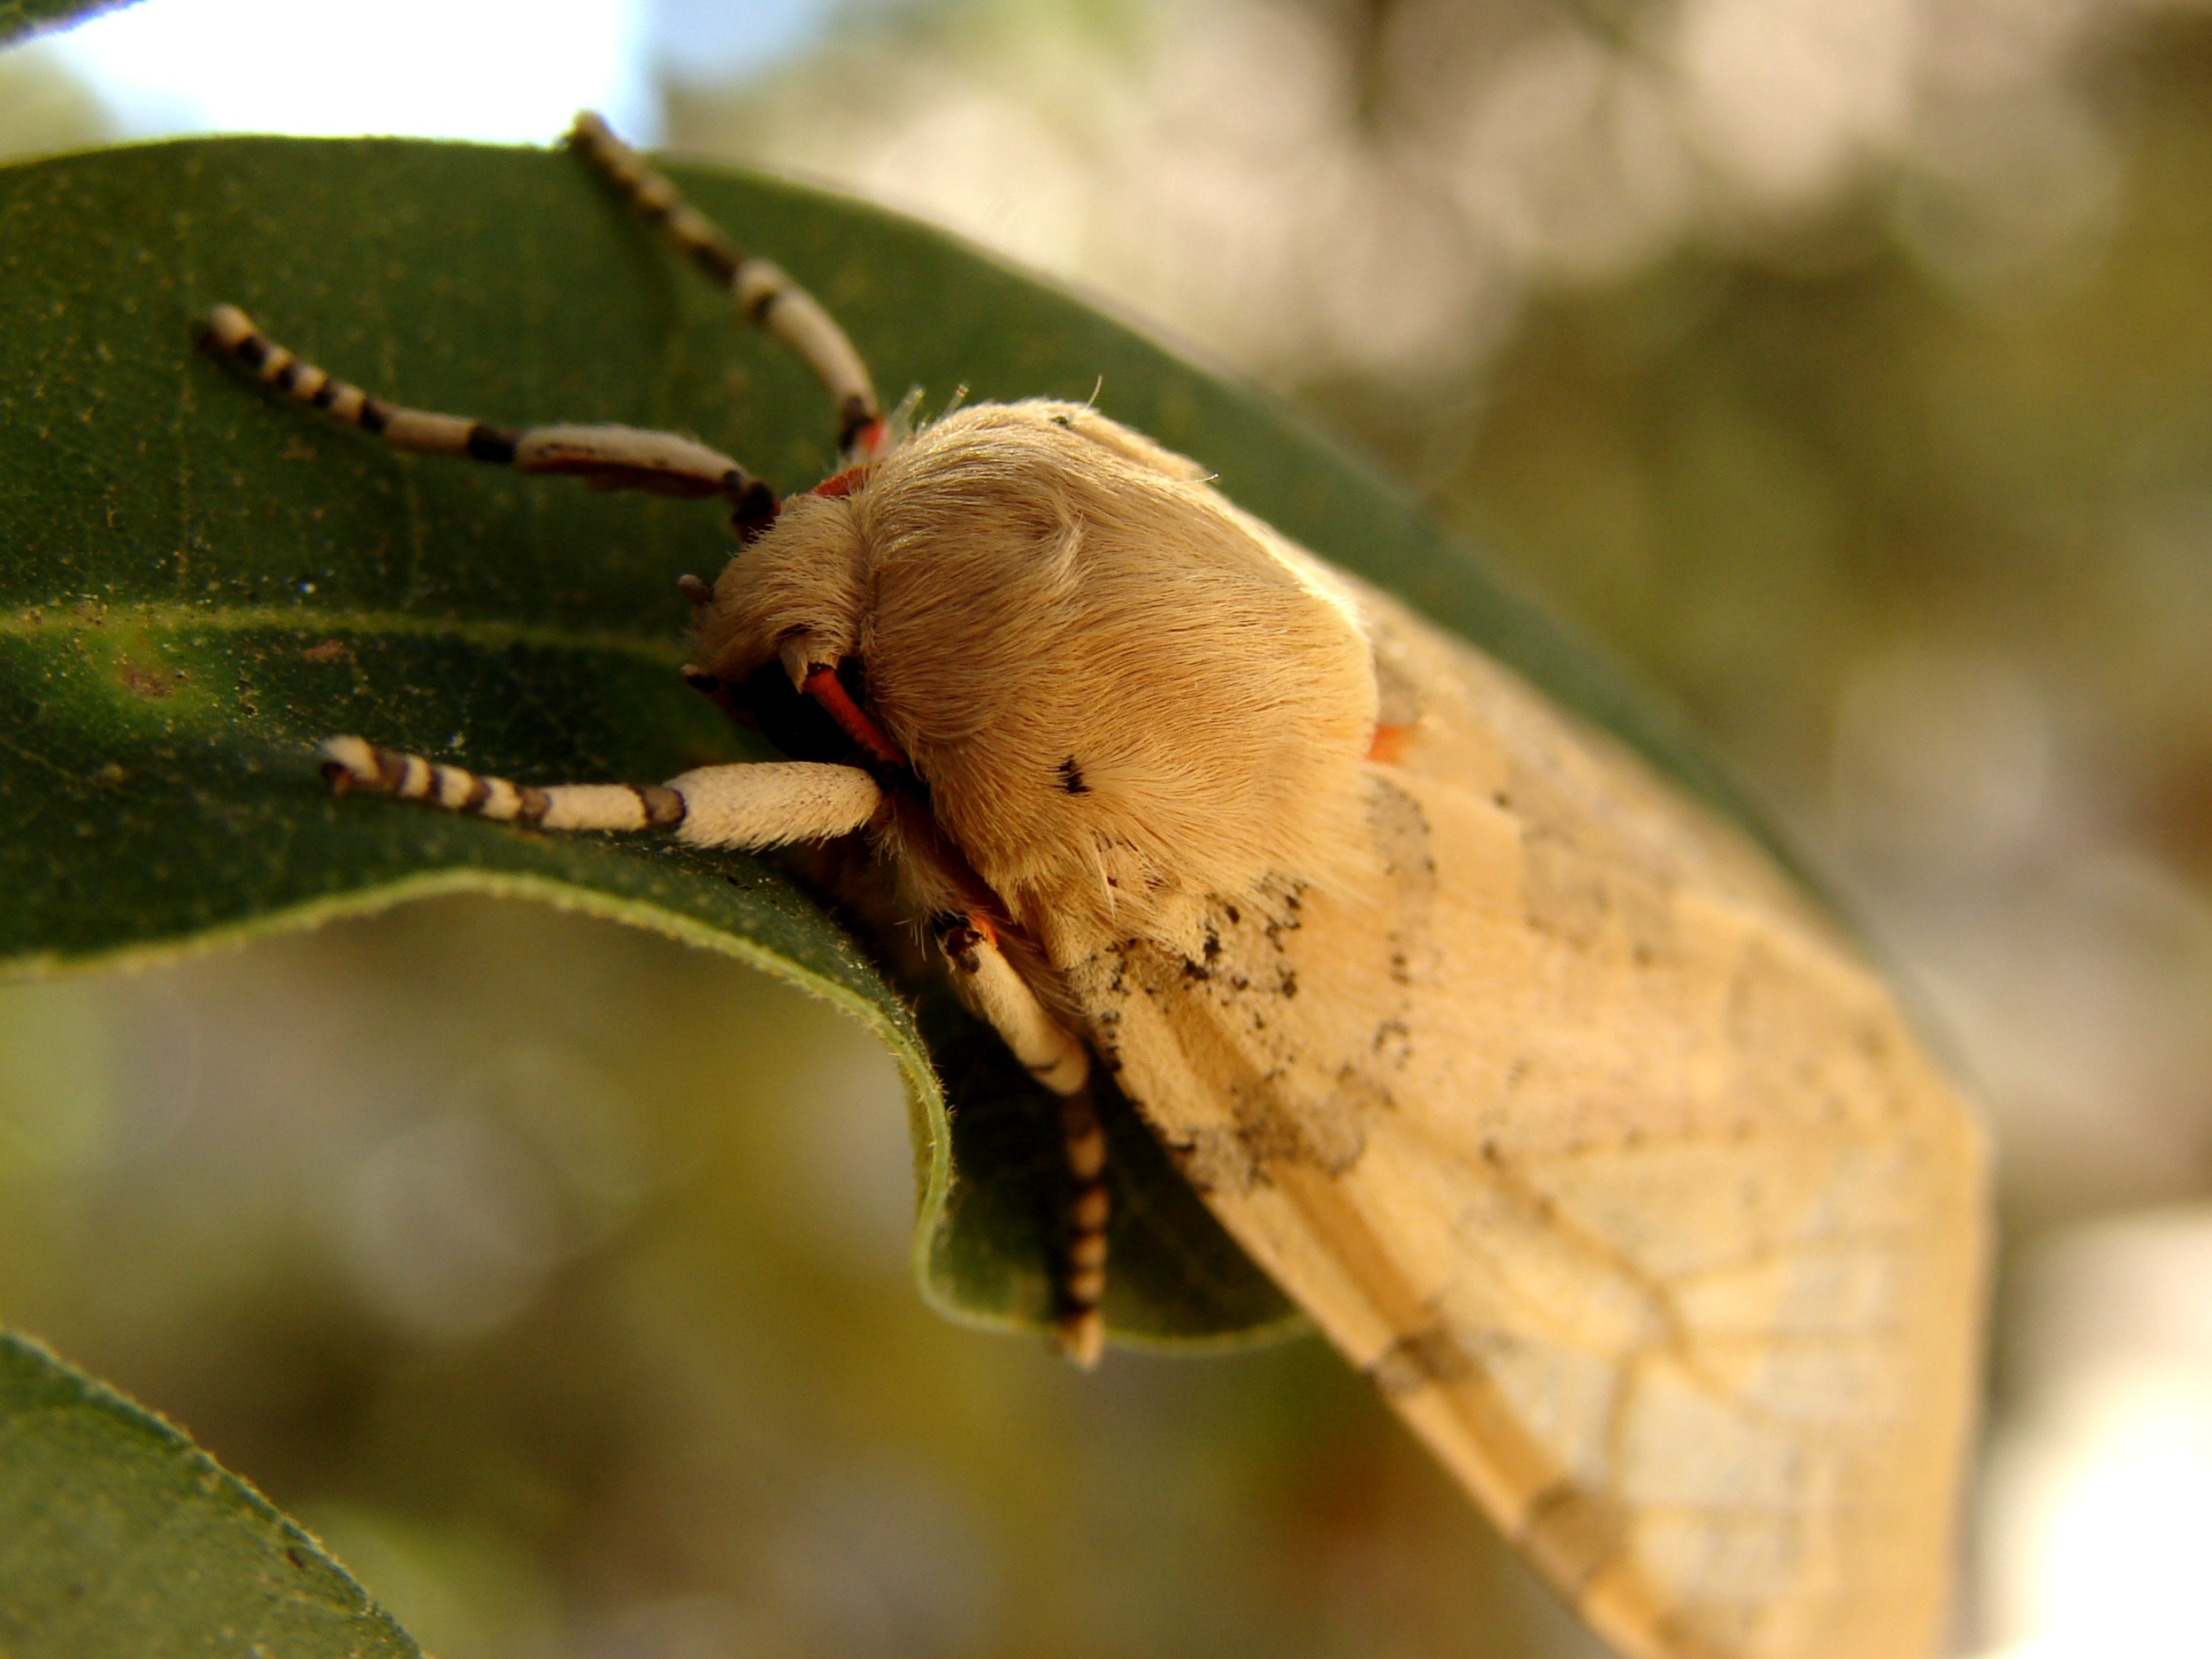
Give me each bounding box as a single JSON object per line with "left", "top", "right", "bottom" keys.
{"left": 1063, "top": 585, "right": 1986, "bottom": 1659}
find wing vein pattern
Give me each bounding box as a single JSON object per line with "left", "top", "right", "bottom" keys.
{"left": 1062, "top": 580, "right": 1985, "bottom": 1659}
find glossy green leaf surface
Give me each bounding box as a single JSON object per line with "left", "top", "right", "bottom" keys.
{"left": 0, "top": 135, "right": 1773, "bottom": 1344}
{"left": 0, "top": 1330, "right": 421, "bottom": 1658}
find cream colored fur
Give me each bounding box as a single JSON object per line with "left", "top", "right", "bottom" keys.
{"left": 689, "top": 401, "right": 1379, "bottom": 960}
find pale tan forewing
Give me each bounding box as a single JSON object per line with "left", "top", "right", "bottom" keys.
{"left": 1062, "top": 586, "right": 1986, "bottom": 1659}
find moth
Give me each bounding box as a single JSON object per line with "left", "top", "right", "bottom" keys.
{"left": 201, "top": 114, "right": 1987, "bottom": 1659}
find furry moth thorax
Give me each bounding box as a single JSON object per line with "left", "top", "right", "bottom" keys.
{"left": 685, "top": 399, "right": 1381, "bottom": 961}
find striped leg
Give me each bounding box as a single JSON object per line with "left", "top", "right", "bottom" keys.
{"left": 318, "top": 736, "right": 880, "bottom": 849}
{"left": 567, "top": 111, "right": 886, "bottom": 463}
{"left": 201, "top": 306, "right": 780, "bottom": 537}
{"left": 938, "top": 917, "right": 1110, "bottom": 1368}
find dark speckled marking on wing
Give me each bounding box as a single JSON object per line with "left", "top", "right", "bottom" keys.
{"left": 1079, "top": 773, "right": 1440, "bottom": 1197}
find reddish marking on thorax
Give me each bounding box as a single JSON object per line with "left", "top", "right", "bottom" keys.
{"left": 803, "top": 667, "right": 908, "bottom": 769}
{"left": 810, "top": 464, "right": 871, "bottom": 499}
{"left": 1368, "top": 722, "right": 1417, "bottom": 765}
{"left": 797, "top": 645, "right": 1018, "bottom": 952}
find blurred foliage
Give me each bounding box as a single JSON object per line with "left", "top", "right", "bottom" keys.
{"left": 1430, "top": 22, "right": 2212, "bottom": 860}
{"left": 0, "top": 1332, "right": 420, "bottom": 1658}
{"left": 0, "top": 37, "right": 111, "bottom": 162}
{"left": 0, "top": 0, "right": 132, "bottom": 49}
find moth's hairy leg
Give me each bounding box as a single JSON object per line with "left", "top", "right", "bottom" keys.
{"left": 566, "top": 111, "right": 886, "bottom": 463}
{"left": 939, "top": 918, "right": 1110, "bottom": 1369}
{"left": 318, "top": 736, "right": 879, "bottom": 847}
{"left": 660, "top": 758, "right": 882, "bottom": 848}
{"left": 199, "top": 305, "right": 780, "bottom": 536}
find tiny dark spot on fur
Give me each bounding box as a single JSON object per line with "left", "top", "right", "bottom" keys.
{"left": 1224, "top": 904, "right": 1240, "bottom": 925}
{"left": 1371, "top": 1019, "right": 1410, "bottom": 1067}
{"left": 1056, "top": 757, "right": 1090, "bottom": 795}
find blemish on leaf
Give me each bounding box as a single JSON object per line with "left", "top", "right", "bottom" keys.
{"left": 116, "top": 659, "right": 171, "bottom": 698}
{"left": 301, "top": 639, "right": 349, "bottom": 663}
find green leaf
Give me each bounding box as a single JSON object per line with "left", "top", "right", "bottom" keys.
{"left": 0, "top": 136, "right": 1779, "bottom": 1346}
{"left": 0, "top": 0, "right": 136, "bottom": 47}
{"left": 0, "top": 1330, "right": 422, "bottom": 1657}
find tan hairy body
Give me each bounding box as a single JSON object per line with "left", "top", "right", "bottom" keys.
{"left": 204, "top": 116, "right": 1987, "bottom": 1659}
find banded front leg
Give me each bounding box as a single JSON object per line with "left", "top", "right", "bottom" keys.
{"left": 938, "top": 918, "right": 1110, "bottom": 1369}
{"left": 566, "top": 111, "right": 885, "bottom": 462}
{"left": 201, "top": 306, "right": 780, "bottom": 537}
{"left": 319, "top": 736, "right": 879, "bottom": 850}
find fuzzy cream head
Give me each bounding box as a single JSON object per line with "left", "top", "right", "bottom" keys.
{"left": 688, "top": 401, "right": 1379, "bottom": 948}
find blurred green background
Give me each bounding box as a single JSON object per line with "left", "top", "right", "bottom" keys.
{"left": 6, "top": 1, "right": 2212, "bottom": 1655}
